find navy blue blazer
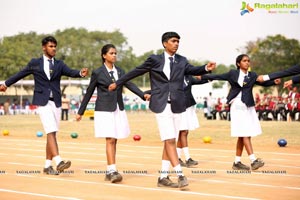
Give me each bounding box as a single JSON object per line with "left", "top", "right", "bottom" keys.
{"left": 202, "top": 69, "right": 277, "bottom": 107}
{"left": 293, "top": 76, "right": 300, "bottom": 84}
{"left": 184, "top": 75, "right": 208, "bottom": 107}
{"left": 268, "top": 64, "right": 300, "bottom": 84}
{"left": 77, "top": 65, "right": 145, "bottom": 114}
{"left": 115, "top": 53, "right": 210, "bottom": 113}
{"left": 269, "top": 64, "right": 300, "bottom": 79}
{"left": 5, "top": 57, "right": 82, "bottom": 107}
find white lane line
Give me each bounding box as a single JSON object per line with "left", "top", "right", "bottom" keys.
{"left": 1, "top": 138, "right": 299, "bottom": 156}
{"left": 3, "top": 169, "right": 300, "bottom": 191}
{"left": 11, "top": 174, "right": 260, "bottom": 200}
{"left": 0, "top": 188, "right": 81, "bottom": 200}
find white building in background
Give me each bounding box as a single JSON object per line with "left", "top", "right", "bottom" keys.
{"left": 191, "top": 81, "right": 229, "bottom": 101}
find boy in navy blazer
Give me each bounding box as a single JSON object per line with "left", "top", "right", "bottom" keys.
{"left": 0, "top": 36, "right": 88, "bottom": 175}
{"left": 109, "top": 32, "right": 216, "bottom": 188}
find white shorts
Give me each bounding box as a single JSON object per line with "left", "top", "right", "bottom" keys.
{"left": 155, "top": 104, "right": 181, "bottom": 141}
{"left": 37, "top": 100, "right": 61, "bottom": 134}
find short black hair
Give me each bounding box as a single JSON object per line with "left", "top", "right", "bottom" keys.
{"left": 42, "top": 36, "right": 57, "bottom": 46}
{"left": 161, "top": 32, "right": 180, "bottom": 44}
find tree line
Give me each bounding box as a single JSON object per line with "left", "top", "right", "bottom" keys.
{"left": 0, "top": 28, "right": 299, "bottom": 94}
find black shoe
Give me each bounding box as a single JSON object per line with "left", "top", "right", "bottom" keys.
{"left": 186, "top": 158, "right": 198, "bottom": 167}
{"left": 251, "top": 158, "right": 264, "bottom": 170}
{"left": 232, "top": 162, "right": 250, "bottom": 170}
{"left": 178, "top": 175, "right": 188, "bottom": 188}
{"left": 179, "top": 158, "right": 187, "bottom": 167}
{"left": 105, "top": 171, "right": 123, "bottom": 183}
{"left": 56, "top": 160, "right": 71, "bottom": 173}
{"left": 157, "top": 176, "right": 178, "bottom": 188}
{"left": 43, "top": 166, "right": 59, "bottom": 175}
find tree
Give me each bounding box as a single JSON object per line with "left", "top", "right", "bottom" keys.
{"left": 0, "top": 32, "right": 42, "bottom": 79}
{"left": 0, "top": 28, "right": 134, "bottom": 81}
{"left": 242, "top": 34, "right": 300, "bottom": 94}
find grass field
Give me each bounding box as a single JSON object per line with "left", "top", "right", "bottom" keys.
{"left": 0, "top": 112, "right": 299, "bottom": 200}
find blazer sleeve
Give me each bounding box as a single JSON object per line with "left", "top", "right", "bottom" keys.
{"left": 124, "top": 81, "right": 146, "bottom": 101}
{"left": 60, "top": 61, "right": 82, "bottom": 78}
{"left": 190, "top": 77, "right": 209, "bottom": 85}
{"left": 292, "top": 76, "right": 300, "bottom": 84}
{"left": 255, "top": 79, "right": 278, "bottom": 87}
{"left": 77, "top": 71, "right": 98, "bottom": 115}
{"left": 5, "top": 60, "right": 35, "bottom": 87}
{"left": 201, "top": 71, "right": 231, "bottom": 81}
{"left": 116, "top": 56, "right": 153, "bottom": 87}
{"left": 269, "top": 64, "right": 300, "bottom": 80}
{"left": 185, "top": 63, "right": 209, "bottom": 76}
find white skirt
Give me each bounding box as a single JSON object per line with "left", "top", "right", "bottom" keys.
{"left": 180, "top": 106, "right": 199, "bottom": 131}
{"left": 94, "top": 107, "right": 130, "bottom": 139}
{"left": 230, "top": 98, "right": 261, "bottom": 137}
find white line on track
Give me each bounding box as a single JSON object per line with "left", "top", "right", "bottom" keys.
{"left": 0, "top": 188, "right": 82, "bottom": 200}
{"left": 7, "top": 174, "right": 261, "bottom": 200}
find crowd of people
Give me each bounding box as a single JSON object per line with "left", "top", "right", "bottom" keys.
{"left": 201, "top": 87, "right": 300, "bottom": 122}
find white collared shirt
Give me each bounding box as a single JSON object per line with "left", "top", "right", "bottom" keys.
{"left": 236, "top": 70, "right": 248, "bottom": 98}
{"left": 43, "top": 55, "right": 53, "bottom": 80}
{"left": 163, "top": 51, "right": 174, "bottom": 80}
{"left": 105, "top": 64, "right": 118, "bottom": 81}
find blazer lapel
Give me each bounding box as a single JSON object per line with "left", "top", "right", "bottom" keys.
{"left": 157, "top": 53, "right": 165, "bottom": 72}
{"left": 51, "top": 59, "right": 59, "bottom": 79}
{"left": 116, "top": 66, "right": 122, "bottom": 79}
{"left": 100, "top": 66, "right": 112, "bottom": 81}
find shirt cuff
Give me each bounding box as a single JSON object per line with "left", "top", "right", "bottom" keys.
{"left": 205, "top": 65, "right": 208, "bottom": 71}
{"left": 79, "top": 71, "right": 85, "bottom": 77}
{"left": 263, "top": 75, "right": 270, "bottom": 81}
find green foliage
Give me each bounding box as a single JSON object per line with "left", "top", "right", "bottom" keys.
{"left": 0, "top": 28, "right": 132, "bottom": 81}
{"left": 243, "top": 34, "right": 300, "bottom": 94}
{"left": 0, "top": 32, "right": 42, "bottom": 79}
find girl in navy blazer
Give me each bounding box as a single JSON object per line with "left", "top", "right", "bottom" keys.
{"left": 202, "top": 54, "right": 281, "bottom": 171}
{"left": 76, "top": 44, "right": 148, "bottom": 183}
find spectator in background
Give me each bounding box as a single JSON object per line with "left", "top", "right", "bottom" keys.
{"left": 61, "top": 94, "right": 70, "bottom": 121}
{"left": 3, "top": 99, "right": 10, "bottom": 115}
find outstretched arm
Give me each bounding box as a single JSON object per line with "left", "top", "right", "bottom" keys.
{"left": 257, "top": 64, "right": 300, "bottom": 83}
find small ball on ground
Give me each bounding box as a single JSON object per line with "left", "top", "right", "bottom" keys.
{"left": 71, "top": 132, "right": 78, "bottom": 139}
{"left": 2, "top": 130, "right": 9, "bottom": 136}
{"left": 133, "top": 134, "right": 141, "bottom": 141}
{"left": 36, "top": 131, "right": 43, "bottom": 137}
{"left": 203, "top": 136, "right": 212, "bottom": 143}
{"left": 277, "top": 139, "right": 287, "bottom": 147}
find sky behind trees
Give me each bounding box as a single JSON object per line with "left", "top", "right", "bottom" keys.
{"left": 1, "top": 0, "right": 299, "bottom": 65}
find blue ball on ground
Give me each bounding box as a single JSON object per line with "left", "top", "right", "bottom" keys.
{"left": 36, "top": 131, "right": 43, "bottom": 137}
{"left": 277, "top": 139, "right": 287, "bottom": 147}
{"left": 71, "top": 132, "right": 78, "bottom": 139}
